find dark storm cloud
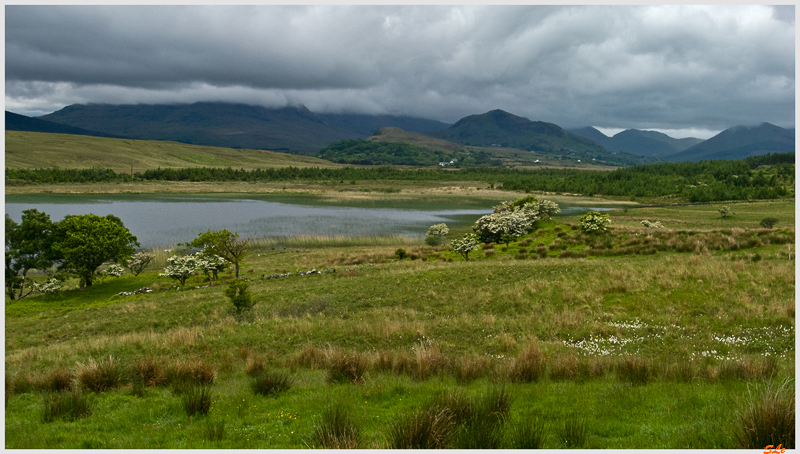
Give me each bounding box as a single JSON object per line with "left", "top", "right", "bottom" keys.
{"left": 5, "top": 5, "right": 795, "bottom": 136}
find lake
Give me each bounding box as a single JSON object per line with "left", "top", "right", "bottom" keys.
{"left": 5, "top": 193, "right": 614, "bottom": 249}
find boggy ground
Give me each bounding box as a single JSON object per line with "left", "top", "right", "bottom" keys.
{"left": 5, "top": 202, "right": 795, "bottom": 449}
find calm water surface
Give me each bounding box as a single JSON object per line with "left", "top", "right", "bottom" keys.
{"left": 5, "top": 194, "right": 494, "bottom": 248}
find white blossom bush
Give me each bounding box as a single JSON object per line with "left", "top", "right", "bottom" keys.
{"left": 451, "top": 233, "right": 479, "bottom": 261}
{"left": 197, "top": 254, "right": 227, "bottom": 280}
{"left": 537, "top": 199, "right": 561, "bottom": 218}
{"left": 579, "top": 211, "right": 611, "bottom": 233}
{"left": 640, "top": 220, "right": 663, "bottom": 229}
{"left": 473, "top": 197, "right": 559, "bottom": 244}
{"left": 104, "top": 264, "right": 125, "bottom": 277}
{"left": 425, "top": 223, "right": 450, "bottom": 246}
{"left": 33, "top": 277, "right": 62, "bottom": 294}
{"left": 160, "top": 255, "right": 197, "bottom": 286}
{"left": 127, "top": 252, "right": 155, "bottom": 276}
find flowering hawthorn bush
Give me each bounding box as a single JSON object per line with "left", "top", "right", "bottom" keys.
{"left": 451, "top": 233, "right": 479, "bottom": 261}
{"left": 579, "top": 211, "right": 611, "bottom": 233}
{"left": 425, "top": 223, "right": 450, "bottom": 246}
{"left": 127, "top": 252, "right": 155, "bottom": 276}
{"left": 640, "top": 220, "right": 663, "bottom": 228}
{"left": 197, "top": 254, "right": 227, "bottom": 280}
{"left": 160, "top": 255, "right": 197, "bottom": 286}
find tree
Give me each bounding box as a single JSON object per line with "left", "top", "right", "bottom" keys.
{"left": 5, "top": 210, "right": 56, "bottom": 300}
{"left": 50, "top": 214, "right": 139, "bottom": 291}
{"left": 579, "top": 211, "right": 611, "bottom": 233}
{"left": 126, "top": 251, "right": 155, "bottom": 277}
{"left": 186, "top": 230, "right": 249, "bottom": 278}
{"left": 719, "top": 206, "right": 732, "bottom": 219}
{"left": 451, "top": 234, "right": 479, "bottom": 261}
{"left": 197, "top": 254, "right": 227, "bottom": 280}
{"left": 160, "top": 255, "right": 197, "bottom": 286}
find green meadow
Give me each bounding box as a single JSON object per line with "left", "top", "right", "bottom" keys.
{"left": 5, "top": 195, "right": 795, "bottom": 449}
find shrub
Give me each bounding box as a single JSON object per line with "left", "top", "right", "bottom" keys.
{"left": 250, "top": 370, "right": 293, "bottom": 397}
{"left": 75, "top": 356, "right": 127, "bottom": 392}
{"left": 309, "top": 401, "right": 362, "bottom": 449}
{"left": 42, "top": 389, "right": 92, "bottom": 422}
{"left": 719, "top": 206, "right": 732, "bottom": 219}
{"left": 182, "top": 385, "right": 213, "bottom": 416}
{"left": 760, "top": 217, "right": 779, "bottom": 228}
{"left": 395, "top": 248, "right": 407, "bottom": 260}
{"left": 425, "top": 223, "right": 449, "bottom": 244}
{"left": 641, "top": 220, "right": 663, "bottom": 228}
{"left": 735, "top": 379, "right": 794, "bottom": 449}
{"left": 579, "top": 211, "right": 611, "bottom": 233}
{"left": 424, "top": 235, "right": 442, "bottom": 246}
{"left": 386, "top": 405, "right": 455, "bottom": 449}
{"left": 225, "top": 279, "right": 255, "bottom": 313}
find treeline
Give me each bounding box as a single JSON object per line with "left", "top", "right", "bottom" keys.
{"left": 318, "top": 140, "right": 449, "bottom": 166}
{"left": 6, "top": 153, "right": 794, "bottom": 202}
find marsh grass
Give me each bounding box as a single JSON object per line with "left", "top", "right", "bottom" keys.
{"left": 325, "top": 348, "right": 370, "bottom": 384}
{"left": 41, "top": 389, "right": 91, "bottom": 422}
{"left": 43, "top": 367, "right": 74, "bottom": 392}
{"left": 309, "top": 401, "right": 362, "bottom": 449}
{"left": 168, "top": 360, "right": 216, "bottom": 389}
{"left": 182, "top": 384, "right": 213, "bottom": 416}
{"left": 245, "top": 355, "right": 267, "bottom": 376}
{"left": 203, "top": 418, "right": 226, "bottom": 442}
{"left": 410, "top": 343, "right": 451, "bottom": 381}
{"left": 75, "top": 356, "right": 127, "bottom": 392}
{"left": 249, "top": 370, "right": 294, "bottom": 397}
{"left": 616, "top": 356, "right": 655, "bottom": 385}
{"left": 558, "top": 412, "right": 587, "bottom": 448}
{"left": 511, "top": 343, "right": 546, "bottom": 382}
{"left": 453, "top": 354, "right": 493, "bottom": 384}
{"left": 131, "top": 357, "right": 167, "bottom": 388}
{"left": 386, "top": 404, "right": 455, "bottom": 449}
{"left": 508, "top": 411, "right": 548, "bottom": 449}
{"left": 735, "top": 379, "right": 795, "bottom": 448}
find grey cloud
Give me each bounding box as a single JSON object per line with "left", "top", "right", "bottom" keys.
{"left": 5, "top": 5, "right": 795, "bottom": 134}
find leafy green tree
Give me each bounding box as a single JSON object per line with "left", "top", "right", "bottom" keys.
{"left": 51, "top": 214, "right": 139, "bottom": 290}
{"left": 5, "top": 210, "right": 56, "bottom": 300}
{"left": 186, "top": 229, "right": 249, "bottom": 278}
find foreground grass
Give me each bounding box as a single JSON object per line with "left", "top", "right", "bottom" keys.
{"left": 5, "top": 197, "right": 795, "bottom": 448}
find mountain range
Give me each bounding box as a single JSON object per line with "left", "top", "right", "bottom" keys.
{"left": 6, "top": 102, "right": 795, "bottom": 164}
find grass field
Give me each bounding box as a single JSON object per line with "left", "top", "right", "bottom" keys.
{"left": 5, "top": 198, "right": 795, "bottom": 449}
{"left": 5, "top": 131, "right": 342, "bottom": 173}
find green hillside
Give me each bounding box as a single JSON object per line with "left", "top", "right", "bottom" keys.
{"left": 5, "top": 131, "right": 343, "bottom": 173}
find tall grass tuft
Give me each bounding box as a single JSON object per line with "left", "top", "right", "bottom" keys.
{"left": 616, "top": 355, "right": 654, "bottom": 385}
{"left": 453, "top": 386, "right": 514, "bottom": 449}
{"left": 558, "top": 413, "right": 587, "bottom": 448}
{"left": 182, "top": 385, "right": 213, "bottom": 416}
{"left": 168, "top": 360, "right": 216, "bottom": 389}
{"left": 44, "top": 368, "right": 74, "bottom": 392}
{"left": 508, "top": 412, "right": 548, "bottom": 449}
{"left": 250, "top": 370, "right": 294, "bottom": 397}
{"left": 41, "top": 389, "right": 92, "bottom": 422}
{"left": 325, "top": 348, "right": 370, "bottom": 384}
{"left": 735, "top": 378, "right": 795, "bottom": 449}
{"left": 75, "top": 356, "right": 127, "bottom": 392}
{"left": 245, "top": 355, "right": 266, "bottom": 376}
{"left": 410, "top": 343, "right": 451, "bottom": 381}
{"left": 308, "top": 401, "right": 362, "bottom": 449}
{"left": 203, "top": 418, "right": 226, "bottom": 442}
{"left": 453, "top": 354, "right": 492, "bottom": 384}
{"left": 386, "top": 404, "right": 455, "bottom": 449}
{"left": 131, "top": 357, "right": 166, "bottom": 387}
{"left": 512, "top": 343, "right": 546, "bottom": 382}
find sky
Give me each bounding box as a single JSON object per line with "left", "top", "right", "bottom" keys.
{"left": 5, "top": 5, "right": 795, "bottom": 139}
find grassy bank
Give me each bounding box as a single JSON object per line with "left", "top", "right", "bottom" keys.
{"left": 6, "top": 200, "right": 795, "bottom": 448}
